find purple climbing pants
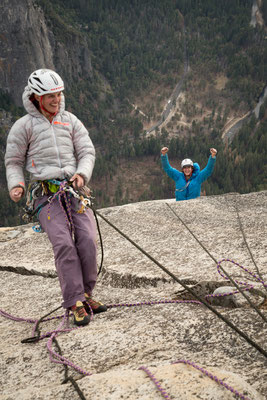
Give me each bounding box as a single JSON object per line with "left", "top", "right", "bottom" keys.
{"left": 35, "top": 195, "right": 98, "bottom": 309}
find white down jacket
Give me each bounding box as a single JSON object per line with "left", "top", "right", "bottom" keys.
{"left": 5, "top": 86, "right": 95, "bottom": 192}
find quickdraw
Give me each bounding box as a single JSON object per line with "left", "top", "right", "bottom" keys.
{"left": 23, "top": 180, "right": 93, "bottom": 223}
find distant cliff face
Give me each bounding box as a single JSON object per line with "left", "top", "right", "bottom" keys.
{"left": 0, "top": 0, "right": 92, "bottom": 106}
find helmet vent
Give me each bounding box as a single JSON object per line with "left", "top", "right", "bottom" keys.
{"left": 50, "top": 74, "right": 58, "bottom": 85}
{"left": 32, "top": 77, "right": 43, "bottom": 84}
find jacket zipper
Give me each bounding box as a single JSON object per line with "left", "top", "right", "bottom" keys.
{"left": 51, "top": 120, "right": 62, "bottom": 169}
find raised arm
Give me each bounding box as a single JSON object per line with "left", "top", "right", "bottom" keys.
{"left": 161, "top": 147, "right": 182, "bottom": 181}
{"left": 198, "top": 148, "right": 217, "bottom": 183}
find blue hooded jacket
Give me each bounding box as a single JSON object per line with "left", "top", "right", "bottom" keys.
{"left": 161, "top": 154, "right": 216, "bottom": 201}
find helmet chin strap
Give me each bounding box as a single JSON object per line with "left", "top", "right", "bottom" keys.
{"left": 40, "top": 96, "right": 57, "bottom": 117}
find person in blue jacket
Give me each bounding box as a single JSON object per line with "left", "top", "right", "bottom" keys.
{"left": 161, "top": 147, "right": 217, "bottom": 201}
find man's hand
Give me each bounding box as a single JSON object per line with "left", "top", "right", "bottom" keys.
{"left": 70, "top": 173, "right": 85, "bottom": 189}
{"left": 161, "top": 147, "right": 169, "bottom": 155}
{"left": 10, "top": 187, "right": 24, "bottom": 202}
{"left": 210, "top": 148, "right": 217, "bottom": 158}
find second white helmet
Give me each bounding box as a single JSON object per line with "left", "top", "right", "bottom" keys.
{"left": 28, "top": 69, "right": 64, "bottom": 95}
{"left": 181, "top": 158, "right": 193, "bottom": 168}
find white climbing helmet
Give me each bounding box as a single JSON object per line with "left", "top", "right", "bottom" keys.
{"left": 181, "top": 158, "right": 193, "bottom": 168}
{"left": 28, "top": 69, "right": 64, "bottom": 95}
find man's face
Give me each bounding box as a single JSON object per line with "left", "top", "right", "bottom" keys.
{"left": 182, "top": 165, "right": 193, "bottom": 177}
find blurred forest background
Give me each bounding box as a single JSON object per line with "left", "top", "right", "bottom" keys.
{"left": 0, "top": 0, "right": 266, "bottom": 226}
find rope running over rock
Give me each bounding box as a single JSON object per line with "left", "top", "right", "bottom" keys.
{"left": 0, "top": 259, "right": 265, "bottom": 400}
{"left": 1, "top": 187, "right": 266, "bottom": 399}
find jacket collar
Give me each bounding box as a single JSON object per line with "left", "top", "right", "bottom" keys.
{"left": 192, "top": 163, "right": 200, "bottom": 178}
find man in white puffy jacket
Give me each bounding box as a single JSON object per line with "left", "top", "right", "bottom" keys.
{"left": 5, "top": 69, "right": 107, "bottom": 326}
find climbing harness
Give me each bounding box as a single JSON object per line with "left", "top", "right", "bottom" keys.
{"left": 23, "top": 180, "right": 53, "bottom": 232}
{"left": 46, "top": 181, "right": 76, "bottom": 235}
{"left": 22, "top": 180, "right": 104, "bottom": 276}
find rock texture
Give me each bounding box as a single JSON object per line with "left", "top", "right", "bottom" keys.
{"left": 0, "top": 0, "right": 92, "bottom": 106}
{"left": 0, "top": 191, "right": 267, "bottom": 400}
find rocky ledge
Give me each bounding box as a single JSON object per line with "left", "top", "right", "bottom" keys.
{"left": 0, "top": 191, "right": 266, "bottom": 399}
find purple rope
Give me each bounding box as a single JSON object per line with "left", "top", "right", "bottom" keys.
{"left": 0, "top": 309, "right": 66, "bottom": 327}
{"left": 0, "top": 309, "right": 36, "bottom": 324}
{"left": 0, "top": 304, "right": 256, "bottom": 399}
{"left": 47, "top": 182, "right": 75, "bottom": 234}
{"left": 217, "top": 259, "right": 267, "bottom": 288}
{"left": 172, "top": 360, "right": 251, "bottom": 400}
{"left": 139, "top": 365, "right": 171, "bottom": 400}
{"left": 46, "top": 310, "right": 92, "bottom": 376}
{"left": 107, "top": 299, "right": 201, "bottom": 308}
{"left": 205, "top": 287, "right": 252, "bottom": 301}
{"left": 0, "top": 259, "right": 266, "bottom": 398}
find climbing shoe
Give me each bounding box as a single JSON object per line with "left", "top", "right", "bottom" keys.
{"left": 84, "top": 293, "right": 107, "bottom": 314}
{"left": 71, "top": 301, "right": 90, "bottom": 326}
